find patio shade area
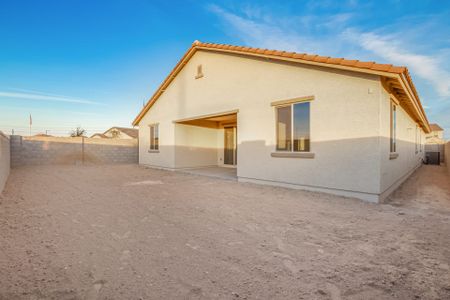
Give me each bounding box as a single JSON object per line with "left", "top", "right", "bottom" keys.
{"left": 174, "top": 110, "right": 237, "bottom": 128}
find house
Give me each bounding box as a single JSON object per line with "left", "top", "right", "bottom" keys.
{"left": 132, "top": 41, "right": 430, "bottom": 202}
{"left": 425, "top": 123, "right": 445, "bottom": 163}
{"left": 91, "top": 133, "right": 108, "bottom": 139}
{"left": 90, "top": 127, "right": 138, "bottom": 139}
{"left": 426, "top": 123, "right": 445, "bottom": 143}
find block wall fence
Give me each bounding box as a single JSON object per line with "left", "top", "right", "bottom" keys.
{"left": 10, "top": 135, "right": 138, "bottom": 167}
{"left": 0, "top": 131, "right": 10, "bottom": 194}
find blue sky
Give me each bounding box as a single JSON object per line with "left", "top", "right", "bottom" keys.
{"left": 0, "top": 0, "right": 449, "bottom": 138}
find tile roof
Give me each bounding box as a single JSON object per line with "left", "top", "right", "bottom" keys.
{"left": 133, "top": 41, "right": 430, "bottom": 132}
{"left": 106, "top": 127, "right": 138, "bottom": 139}
{"left": 196, "top": 41, "right": 407, "bottom": 74}
{"left": 430, "top": 123, "right": 444, "bottom": 132}
{"left": 90, "top": 133, "right": 108, "bottom": 138}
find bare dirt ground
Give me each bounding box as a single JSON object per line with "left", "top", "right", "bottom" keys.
{"left": 0, "top": 164, "right": 449, "bottom": 300}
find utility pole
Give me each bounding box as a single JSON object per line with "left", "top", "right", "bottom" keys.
{"left": 29, "top": 113, "right": 32, "bottom": 136}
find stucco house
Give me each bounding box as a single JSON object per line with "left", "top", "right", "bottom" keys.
{"left": 133, "top": 41, "right": 430, "bottom": 202}
{"left": 91, "top": 127, "right": 138, "bottom": 139}
{"left": 426, "top": 123, "right": 445, "bottom": 144}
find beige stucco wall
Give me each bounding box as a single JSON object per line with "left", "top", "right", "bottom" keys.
{"left": 426, "top": 130, "right": 444, "bottom": 140}
{"left": 0, "top": 131, "right": 10, "bottom": 194}
{"left": 138, "top": 50, "right": 425, "bottom": 201}
{"left": 378, "top": 88, "right": 425, "bottom": 200}
{"left": 174, "top": 124, "right": 222, "bottom": 168}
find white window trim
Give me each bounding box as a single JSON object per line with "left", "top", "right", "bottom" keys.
{"left": 390, "top": 100, "right": 397, "bottom": 158}
{"left": 148, "top": 123, "right": 159, "bottom": 152}
{"left": 272, "top": 97, "right": 314, "bottom": 158}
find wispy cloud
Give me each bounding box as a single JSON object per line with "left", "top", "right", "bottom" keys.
{"left": 208, "top": 3, "right": 450, "bottom": 137}
{"left": 343, "top": 29, "right": 450, "bottom": 97}
{"left": 208, "top": 4, "right": 308, "bottom": 52}
{"left": 0, "top": 89, "right": 103, "bottom": 105}
{"left": 207, "top": 4, "right": 356, "bottom": 56}
{"left": 208, "top": 4, "right": 450, "bottom": 98}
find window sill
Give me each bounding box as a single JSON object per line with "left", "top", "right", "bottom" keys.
{"left": 148, "top": 149, "right": 160, "bottom": 153}
{"left": 390, "top": 152, "right": 399, "bottom": 160}
{"left": 271, "top": 152, "right": 315, "bottom": 159}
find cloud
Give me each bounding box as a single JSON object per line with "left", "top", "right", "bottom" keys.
{"left": 208, "top": 3, "right": 450, "bottom": 138}
{"left": 0, "top": 90, "right": 102, "bottom": 105}
{"left": 208, "top": 4, "right": 450, "bottom": 99}
{"left": 208, "top": 4, "right": 307, "bottom": 52}
{"left": 343, "top": 29, "right": 450, "bottom": 97}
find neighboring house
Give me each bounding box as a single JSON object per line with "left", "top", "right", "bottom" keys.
{"left": 425, "top": 123, "right": 445, "bottom": 163}
{"left": 90, "top": 127, "right": 138, "bottom": 139}
{"left": 91, "top": 133, "right": 108, "bottom": 139}
{"left": 133, "top": 41, "right": 430, "bottom": 203}
{"left": 426, "top": 123, "right": 445, "bottom": 144}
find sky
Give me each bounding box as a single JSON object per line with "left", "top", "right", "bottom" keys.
{"left": 0, "top": 0, "right": 449, "bottom": 138}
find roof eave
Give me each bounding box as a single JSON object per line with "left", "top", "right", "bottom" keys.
{"left": 132, "top": 42, "right": 430, "bottom": 133}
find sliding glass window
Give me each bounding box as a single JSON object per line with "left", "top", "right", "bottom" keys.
{"left": 276, "top": 101, "right": 310, "bottom": 152}
{"left": 149, "top": 124, "right": 159, "bottom": 150}
{"left": 390, "top": 103, "right": 396, "bottom": 153}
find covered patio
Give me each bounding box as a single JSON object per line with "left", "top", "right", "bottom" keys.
{"left": 173, "top": 110, "right": 238, "bottom": 168}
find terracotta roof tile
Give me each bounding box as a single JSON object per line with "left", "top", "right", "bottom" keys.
{"left": 133, "top": 41, "right": 430, "bottom": 132}
{"left": 354, "top": 61, "right": 375, "bottom": 68}
{"left": 430, "top": 123, "right": 444, "bottom": 131}
{"left": 293, "top": 53, "right": 306, "bottom": 59}
{"left": 388, "top": 66, "right": 406, "bottom": 73}
{"left": 315, "top": 56, "right": 330, "bottom": 63}
{"left": 340, "top": 59, "right": 359, "bottom": 66}
{"left": 370, "top": 64, "right": 393, "bottom": 71}
{"left": 303, "top": 54, "right": 317, "bottom": 61}
{"left": 327, "top": 58, "right": 344, "bottom": 64}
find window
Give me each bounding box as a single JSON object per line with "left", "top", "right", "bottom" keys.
{"left": 390, "top": 102, "right": 396, "bottom": 153}
{"left": 276, "top": 102, "right": 310, "bottom": 152}
{"left": 419, "top": 128, "right": 422, "bottom": 152}
{"left": 415, "top": 125, "right": 418, "bottom": 154}
{"left": 149, "top": 124, "right": 159, "bottom": 151}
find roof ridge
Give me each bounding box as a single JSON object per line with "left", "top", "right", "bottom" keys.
{"left": 194, "top": 41, "right": 407, "bottom": 73}
{"left": 133, "top": 41, "right": 429, "bottom": 132}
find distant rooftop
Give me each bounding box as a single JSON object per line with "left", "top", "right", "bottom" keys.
{"left": 430, "top": 124, "right": 444, "bottom": 132}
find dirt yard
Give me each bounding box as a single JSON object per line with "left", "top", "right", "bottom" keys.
{"left": 0, "top": 164, "right": 449, "bottom": 300}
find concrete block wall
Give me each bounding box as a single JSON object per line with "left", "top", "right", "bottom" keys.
{"left": 0, "top": 131, "right": 10, "bottom": 194}
{"left": 425, "top": 143, "right": 445, "bottom": 163}
{"left": 10, "top": 135, "right": 138, "bottom": 167}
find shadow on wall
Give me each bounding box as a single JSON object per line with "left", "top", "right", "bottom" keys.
{"left": 10, "top": 135, "right": 138, "bottom": 167}
{"left": 143, "top": 136, "right": 425, "bottom": 196}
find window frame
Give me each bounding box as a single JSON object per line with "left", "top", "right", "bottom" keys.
{"left": 419, "top": 128, "right": 422, "bottom": 152}
{"left": 274, "top": 99, "right": 312, "bottom": 153}
{"left": 149, "top": 123, "right": 159, "bottom": 151}
{"left": 415, "top": 125, "right": 418, "bottom": 154}
{"left": 390, "top": 101, "right": 397, "bottom": 154}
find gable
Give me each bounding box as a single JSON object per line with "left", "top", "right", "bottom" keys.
{"left": 133, "top": 41, "right": 430, "bottom": 133}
